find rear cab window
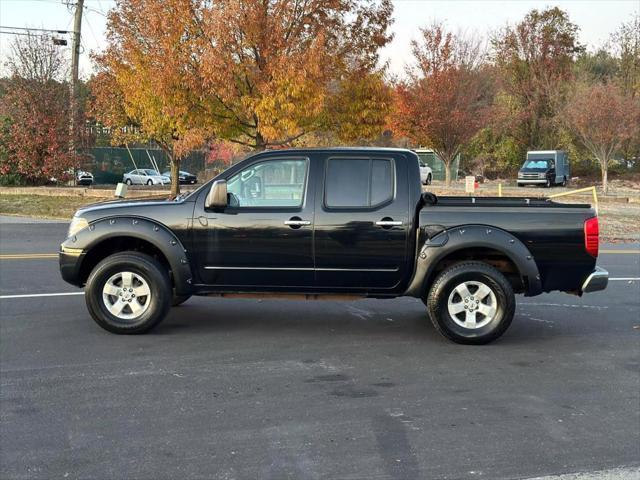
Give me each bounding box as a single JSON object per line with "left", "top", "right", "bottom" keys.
{"left": 324, "top": 157, "right": 395, "bottom": 209}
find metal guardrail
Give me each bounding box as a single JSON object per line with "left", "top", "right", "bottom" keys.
{"left": 548, "top": 186, "right": 599, "bottom": 214}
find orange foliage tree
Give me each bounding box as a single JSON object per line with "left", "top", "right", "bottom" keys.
{"left": 93, "top": 0, "right": 394, "bottom": 195}
{"left": 198, "top": 0, "right": 394, "bottom": 148}
{"left": 392, "top": 23, "right": 492, "bottom": 185}
{"left": 92, "top": 0, "right": 221, "bottom": 196}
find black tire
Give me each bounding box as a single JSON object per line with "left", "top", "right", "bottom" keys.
{"left": 517, "top": 183, "right": 524, "bottom": 187}
{"left": 172, "top": 294, "right": 191, "bottom": 307}
{"left": 426, "top": 174, "right": 432, "bottom": 185}
{"left": 561, "top": 176, "right": 567, "bottom": 187}
{"left": 85, "top": 252, "right": 172, "bottom": 334}
{"left": 125, "top": 178, "right": 132, "bottom": 186}
{"left": 425, "top": 262, "right": 515, "bottom": 345}
{"left": 146, "top": 179, "right": 153, "bottom": 186}
{"left": 545, "top": 178, "right": 551, "bottom": 188}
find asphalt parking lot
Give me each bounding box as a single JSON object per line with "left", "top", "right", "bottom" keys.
{"left": 0, "top": 217, "right": 638, "bottom": 480}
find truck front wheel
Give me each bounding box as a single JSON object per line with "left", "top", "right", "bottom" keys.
{"left": 425, "top": 262, "right": 515, "bottom": 344}
{"left": 85, "top": 252, "right": 172, "bottom": 334}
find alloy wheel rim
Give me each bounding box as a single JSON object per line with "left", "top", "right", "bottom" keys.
{"left": 447, "top": 280, "right": 497, "bottom": 329}
{"left": 102, "top": 271, "right": 151, "bottom": 321}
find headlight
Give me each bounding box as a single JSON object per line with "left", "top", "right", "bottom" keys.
{"left": 67, "top": 216, "right": 88, "bottom": 238}
{"left": 538, "top": 173, "right": 546, "bottom": 179}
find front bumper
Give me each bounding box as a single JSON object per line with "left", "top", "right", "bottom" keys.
{"left": 59, "top": 244, "right": 86, "bottom": 287}
{"left": 517, "top": 179, "right": 547, "bottom": 184}
{"left": 581, "top": 266, "right": 608, "bottom": 293}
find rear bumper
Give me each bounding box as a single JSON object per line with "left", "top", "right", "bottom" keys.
{"left": 581, "top": 266, "right": 608, "bottom": 293}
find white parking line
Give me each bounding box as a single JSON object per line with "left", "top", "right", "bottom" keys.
{"left": 610, "top": 277, "right": 640, "bottom": 281}
{"left": 0, "top": 292, "right": 84, "bottom": 299}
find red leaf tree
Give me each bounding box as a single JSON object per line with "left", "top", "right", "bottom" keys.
{"left": 564, "top": 82, "right": 640, "bottom": 194}
{"left": 392, "top": 23, "right": 492, "bottom": 185}
{"left": 0, "top": 35, "right": 78, "bottom": 184}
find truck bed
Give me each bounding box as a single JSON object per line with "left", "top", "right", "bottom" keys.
{"left": 419, "top": 195, "right": 597, "bottom": 292}
{"left": 434, "top": 196, "right": 590, "bottom": 209}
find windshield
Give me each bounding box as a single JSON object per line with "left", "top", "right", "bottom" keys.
{"left": 523, "top": 159, "right": 552, "bottom": 170}
{"left": 145, "top": 169, "right": 160, "bottom": 176}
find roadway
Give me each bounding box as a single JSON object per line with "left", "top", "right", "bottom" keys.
{"left": 0, "top": 217, "right": 638, "bottom": 479}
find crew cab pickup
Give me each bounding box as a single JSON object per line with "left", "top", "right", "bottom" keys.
{"left": 59, "top": 148, "right": 608, "bottom": 344}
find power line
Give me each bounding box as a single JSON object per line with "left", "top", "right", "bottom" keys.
{"left": 0, "top": 25, "right": 71, "bottom": 34}
{"left": 0, "top": 30, "right": 43, "bottom": 37}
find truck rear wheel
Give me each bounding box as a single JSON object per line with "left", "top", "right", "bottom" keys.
{"left": 425, "top": 262, "right": 515, "bottom": 344}
{"left": 85, "top": 252, "right": 172, "bottom": 334}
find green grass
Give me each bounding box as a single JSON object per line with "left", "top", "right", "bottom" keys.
{"left": 0, "top": 194, "right": 104, "bottom": 219}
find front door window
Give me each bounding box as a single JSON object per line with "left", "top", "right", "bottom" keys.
{"left": 227, "top": 159, "right": 308, "bottom": 208}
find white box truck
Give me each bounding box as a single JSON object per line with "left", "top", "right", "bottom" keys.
{"left": 517, "top": 150, "right": 570, "bottom": 187}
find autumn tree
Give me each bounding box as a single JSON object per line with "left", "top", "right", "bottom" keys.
{"left": 95, "top": 0, "right": 393, "bottom": 194}
{"left": 610, "top": 13, "right": 640, "bottom": 165}
{"left": 491, "top": 7, "right": 583, "bottom": 150}
{"left": 324, "top": 70, "right": 393, "bottom": 144}
{"left": 564, "top": 83, "right": 640, "bottom": 194}
{"left": 93, "top": 0, "right": 219, "bottom": 196}
{"left": 0, "top": 34, "right": 78, "bottom": 184}
{"left": 392, "top": 23, "right": 492, "bottom": 185}
{"left": 198, "top": 0, "right": 394, "bottom": 149}
{"left": 611, "top": 13, "right": 640, "bottom": 98}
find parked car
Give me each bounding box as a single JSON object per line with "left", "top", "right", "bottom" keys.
{"left": 60, "top": 148, "right": 607, "bottom": 344}
{"left": 161, "top": 170, "right": 198, "bottom": 185}
{"left": 518, "top": 150, "right": 570, "bottom": 187}
{"left": 419, "top": 160, "right": 432, "bottom": 185}
{"left": 76, "top": 170, "right": 94, "bottom": 186}
{"left": 123, "top": 169, "right": 169, "bottom": 186}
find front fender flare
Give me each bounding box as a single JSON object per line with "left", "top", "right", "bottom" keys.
{"left": 405, "top": 225, "right": 542, "bottom": 297}
{"left": 61, "top": 216, "right": 193, "bottom": 295}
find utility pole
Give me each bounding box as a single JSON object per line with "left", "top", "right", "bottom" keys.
{"left": 69, "top": 0, "right": 84, "bottom": 171}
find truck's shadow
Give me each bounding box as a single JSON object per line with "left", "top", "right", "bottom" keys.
{"left": 151, "top": 297, "right": 584, "bottom": 344}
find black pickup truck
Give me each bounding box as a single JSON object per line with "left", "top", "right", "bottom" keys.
{"left": 59, "top": 148, "right": 608, "bottom": 344}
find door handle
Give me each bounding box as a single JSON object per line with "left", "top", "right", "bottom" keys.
{"left": 376, "top": 220, "right": 403, "bottom": 227}
{"left": 284, "top": 217, "right": 311, "bottom": 228}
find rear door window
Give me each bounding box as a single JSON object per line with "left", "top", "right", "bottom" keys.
{"left": 325, "top": 158, "right": 394, "bottom": 208}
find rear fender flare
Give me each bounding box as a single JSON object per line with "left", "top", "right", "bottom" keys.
{"left": 405, "top": 225, "right": 542, "bottom": 297}
{"left": 62, "top": 216, "right": 193, "bottom": 295}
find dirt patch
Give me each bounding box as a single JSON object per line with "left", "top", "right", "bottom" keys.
{"left": 0, "top": 194, "right": 104, "bottom": 219}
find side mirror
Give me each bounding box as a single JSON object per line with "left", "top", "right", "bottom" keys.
{"left": 205, "top": 179, "right": 228, "bottom": 209}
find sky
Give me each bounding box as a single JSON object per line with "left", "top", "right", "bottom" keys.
{"left": 0, "top": 0, "right": 638, "bottom": 78}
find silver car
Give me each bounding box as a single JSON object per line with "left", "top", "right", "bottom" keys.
{"left": 123, "top": 169, "right": 169, "bottom": 186}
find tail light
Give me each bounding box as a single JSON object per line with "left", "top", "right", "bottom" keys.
{"left": 584, "top": 216, "right": 599, "bottom": 257}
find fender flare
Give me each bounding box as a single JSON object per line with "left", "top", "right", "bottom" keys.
{"left": 62, "top": 216, "right": 193, "bottom": 295}
{"left": 404, "top": 225, "right": 542, "bottom": 297}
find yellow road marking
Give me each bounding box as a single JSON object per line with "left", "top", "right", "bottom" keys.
{"left": 600, "top": 249, "right": 640, "bottom": 254}
{"left": 0, "top": 254, "right": 58, "bottom": 260}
